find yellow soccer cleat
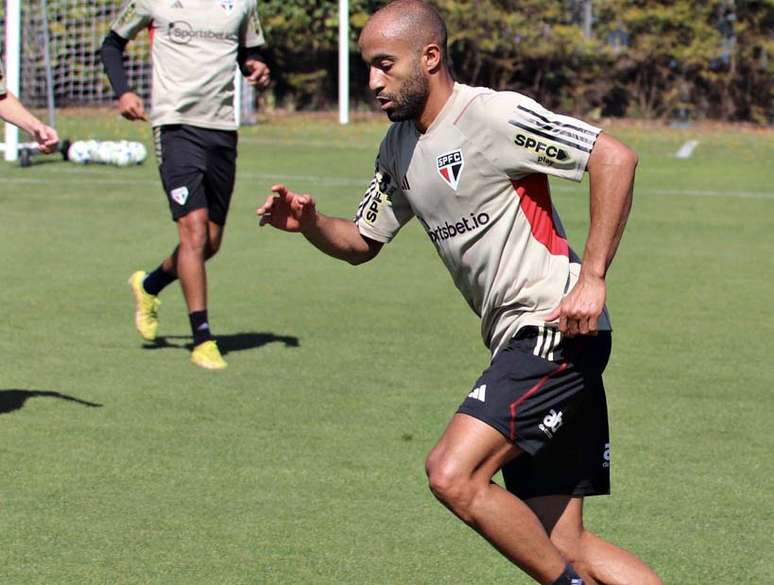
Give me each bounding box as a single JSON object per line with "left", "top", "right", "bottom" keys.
{"left": 128, "top": 270, "right": 161, "bottom": 341}
{"left": 191, "top": 340, "right": 227, "bottom": 370}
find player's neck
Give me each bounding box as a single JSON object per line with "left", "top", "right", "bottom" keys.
{"left": 415, "top": 73, "right": 455, "bottom": 134}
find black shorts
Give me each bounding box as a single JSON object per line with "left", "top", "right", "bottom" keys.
{"left": 457, "top": 326, "right": 612, "bottom": 499}
{"left": 154, "top": 124, "right": 237, "bottom": 225}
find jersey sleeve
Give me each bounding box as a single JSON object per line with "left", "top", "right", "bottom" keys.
{"left": 110, "top": 0, "right": 153, "bottom": 40}
{"left": 241, "top": 1, "right": 267, "bottom": 48}
{"left": 353, "top": 143, "right": 414, "bottom": 244}
{"left": 476, "top": 92, "right": 601, "bottom": 182}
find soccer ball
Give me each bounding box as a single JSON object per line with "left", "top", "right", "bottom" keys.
{"left": 113, "top": 141, "right": 132, "bottom": 167}
{"left": 84, "top": 140, "right": 100, "bottom": 160}
{"left": 127, "top": 141, "right": 148, "bottom": 164}
{"left": 96, "top": 141, "right": 116, "bottom": 164}
{"left": 67, "top": 140, "right": 92, "bottom": 164}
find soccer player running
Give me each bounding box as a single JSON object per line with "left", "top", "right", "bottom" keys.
{"left": 101, "top": 0, "right": 270, "bottom": 369}
{"left": 0, "top": 63, "right": 59, "bottom": 154}
{"left": 258, "top": 1, "right": 663, "bottom": 584}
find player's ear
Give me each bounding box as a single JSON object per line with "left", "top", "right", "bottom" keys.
{"left": 422, "top": 43, "right": 442, "bottom": 74}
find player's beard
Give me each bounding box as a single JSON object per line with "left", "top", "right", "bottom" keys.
{"left": 383, "top": 62, "right": 429, "bottom": 122}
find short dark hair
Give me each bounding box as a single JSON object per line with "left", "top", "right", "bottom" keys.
{"left": 371, "top": 0, "right": 449, "bottom": 63}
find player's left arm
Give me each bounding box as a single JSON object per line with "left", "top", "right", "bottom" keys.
{"left": 546, "top": 133, "right": 638, "bottom": 336}
{"left": 239, "top": 50, "right": 270, "bottom": 90}
{"left": 0, "top": 91, "right": 59, "bottom": 153}
{"left": 238, "top": 1, "right": 270, "bottom": 90}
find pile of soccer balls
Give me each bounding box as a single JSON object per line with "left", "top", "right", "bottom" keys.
{"left": 67, "top": 140, "right": 147, "bottom": 167}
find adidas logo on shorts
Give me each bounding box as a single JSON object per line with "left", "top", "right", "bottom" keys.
{"left": 467, "top": 384, "right": 486, "bottom": 402}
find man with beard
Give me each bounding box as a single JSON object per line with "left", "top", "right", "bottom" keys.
{"left": 257, "top": 1, "right": 662, "bottom": 584}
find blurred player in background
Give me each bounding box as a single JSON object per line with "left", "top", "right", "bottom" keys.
{"left": 101, "top": 0, "right": 270, "bottom": 369}
{"left": 257, "top": 1, "right": 662, "bottom": 584}
{"left": 0, "top": 62, "right": 59, "bottom": 153}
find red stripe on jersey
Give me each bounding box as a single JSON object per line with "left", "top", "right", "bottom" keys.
{"left": 509, "top": 362, "right": 568, "bottom": 441}
{"left": 148, "top": 22, "right": 155, "bottom": 46}
{"left": 512, "top": 174, "right": 569, "bottom": 257}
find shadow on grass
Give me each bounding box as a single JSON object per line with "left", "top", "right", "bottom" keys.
{"left": 142, "top": 331, "right": 300, "bottom": 355}
{"left": 0, "top": 390, "right": 103, "bottom": 415}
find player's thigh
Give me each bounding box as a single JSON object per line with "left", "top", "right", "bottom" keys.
{"left": 427, "top": 413, "right": 521, "bottom": 485}
{"left": 156, "top": 125, "right": 208, "bottom": 221}
{"left": 203, "top": 129, "right": 238, "bottom": 226}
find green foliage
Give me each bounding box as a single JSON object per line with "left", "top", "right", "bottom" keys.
{"left": 258, "top": 0, "right": 772, "bottom": 123}
{"left": 2, "top": 0, "right": 769, "bottom": 121}
{"left": 259, "top": 0, "right": 382, "bottom": 109}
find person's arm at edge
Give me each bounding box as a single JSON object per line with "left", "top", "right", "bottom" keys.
{"left": 257, "top": 184, "right": 382, "bottom": 265}
{"left": 0, "top": 92, "right": 59, "bottom": 153}
{"left": 545, "top": 132, "right": 638, "bottom": 336}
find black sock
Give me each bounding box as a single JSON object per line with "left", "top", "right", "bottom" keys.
{"left": 143, "top": 265, "right": 177, "bottom": 296}
{"left": 190, "top": 310, "right": 213, "bottom": 346}
{"left": 552, "top": 564, "right": 585, "bottom": 585}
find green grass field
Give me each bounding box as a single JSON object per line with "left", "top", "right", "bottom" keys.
{"left": 1, "top": 113, "right": 772, "bottom": 584}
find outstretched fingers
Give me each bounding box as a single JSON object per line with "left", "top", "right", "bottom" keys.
{"left": 256, "top": 194, "right": 276, "bottom": 226}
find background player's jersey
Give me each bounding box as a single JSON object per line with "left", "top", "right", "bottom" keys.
{"left": 111, "top": 0, "right": 266, "bottom": 131}
{"left": 354, "top": 83, "right": 612, "bottom": 356}
{"left": 0, "top": 62, "right": 6, "bottom": 95}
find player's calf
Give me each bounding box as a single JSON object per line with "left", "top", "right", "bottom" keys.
{"left": 550, "top": 529, "right": 662, "bottom": 585}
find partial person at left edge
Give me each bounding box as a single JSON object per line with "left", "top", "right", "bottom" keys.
{"left": 0, "top": 61, "right": 59, "bottom": 153}
{"left": 100, "top": 0, "right": 271, "bottom": 370}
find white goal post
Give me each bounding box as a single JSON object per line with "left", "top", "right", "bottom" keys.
{"left": 338, "top": 0, "right": 349, "bottom": 125}
{"left": 2, "top": 0, "right": 20, "bottom": 161}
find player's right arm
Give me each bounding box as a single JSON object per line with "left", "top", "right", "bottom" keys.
{"left": 100, "top": 0, "right": 152, "bottom": 121}
{"left": 0, "top": 62, "right": 59, "bottom": 152}
{"left": 258, "top": 184, "right": 382, "bottom": 265}
{"left": 0, "top": 93, "right": 60, "bottom": 153}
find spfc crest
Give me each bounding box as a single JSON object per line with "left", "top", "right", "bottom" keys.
{"left": 437, "top": 149, "right": 464, "bottom": 191}
{"left": 218, "top": 0, "right": 235, "bottom": 14}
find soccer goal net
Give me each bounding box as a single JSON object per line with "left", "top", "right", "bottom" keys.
{"left": 1, "top": 0, "right": 256, "bottom": 162}
{"left": 3, "top": 0, "right": 152, "bottom": 108}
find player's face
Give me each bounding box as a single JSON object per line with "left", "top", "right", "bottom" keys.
{"left": 360, "top": 33, "right": 429, "bottom": 122}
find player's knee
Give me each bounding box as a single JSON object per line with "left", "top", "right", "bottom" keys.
{"left": 425, "top": 454, "right": 478, "bottom": 520}
{"left": 178, "top": 218, "right": 208, "bottom": 252}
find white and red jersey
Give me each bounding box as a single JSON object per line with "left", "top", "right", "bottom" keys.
{"left": 355, "top": 83, "right": 611, "bottom": 356}
{"left": 110, "top": 0, "right": 266, "bottom": 131}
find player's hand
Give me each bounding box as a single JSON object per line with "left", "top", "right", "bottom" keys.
{"left": 244, "top": 59, "right": 270, "bottom": 90}
{"left": 118, "top": 91, "right": 147, "bottom": 121}
{"left": 31, "top": 123, "right": 59, "bottom": 154}
{"left": 544, "top": 272, "right": 607, "bottom": 337}
{"left": 257, "top": 184, "right": 316, "bottom": 232}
